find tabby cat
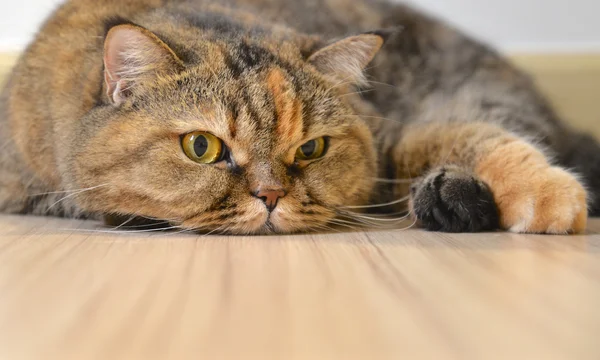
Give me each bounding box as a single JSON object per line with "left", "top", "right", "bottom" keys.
{"left": 1, "top": 0, "right": 598, "bottom": 234}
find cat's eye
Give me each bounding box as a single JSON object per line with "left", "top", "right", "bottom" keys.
{"left": 296, "top": 137, "right": 328, "bottom": 161}
{"left": 182, "top": 131, "right": 225, "bottom": 164}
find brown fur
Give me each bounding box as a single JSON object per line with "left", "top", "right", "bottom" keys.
{"left": 0, "top": 0, "right": 598, "bottom": 234}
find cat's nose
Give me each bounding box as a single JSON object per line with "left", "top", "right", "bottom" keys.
{"left": 253, "top": 188, "right": 287, "bottom": 212}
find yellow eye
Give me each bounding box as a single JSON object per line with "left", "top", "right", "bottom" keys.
{"left": 296, "top": 137, "right": 328, "bottom": 161}
{"left": 182, "top": 131, "right": 224, "bottom": 164}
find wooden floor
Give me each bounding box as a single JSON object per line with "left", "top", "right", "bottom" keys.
{"left": 1, "top": 216, "right": 600, "bottom": 360}
{"left": 1, "top": 55, "right": 600, "bottom": 359}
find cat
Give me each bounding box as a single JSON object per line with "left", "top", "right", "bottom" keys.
{"left": 0, "top": 0, "right": 598, "bottom": 234}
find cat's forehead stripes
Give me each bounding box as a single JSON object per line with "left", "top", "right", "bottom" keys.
{"left": 223, "top": 41, "right": 277, "bottom": 79}
{"left": 266, "top": 69, "right": 304, "bottom": 152}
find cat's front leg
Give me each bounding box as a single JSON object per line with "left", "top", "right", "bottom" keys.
{"left": 392, "top": 122, "right": 588, "bottom": 234}
{"left": 475, "top": 136, "right": 587, "bottom": 234}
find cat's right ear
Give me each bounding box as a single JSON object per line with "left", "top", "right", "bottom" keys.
{"left": 307, "top": 29, "right": 396, "bottom": 87}
{"left": 103, "top": 24, "right": 183, "bottom": 105}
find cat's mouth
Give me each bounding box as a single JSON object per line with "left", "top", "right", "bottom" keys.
{"left": 143, "top": 198, "right": 334, "bottom": 235}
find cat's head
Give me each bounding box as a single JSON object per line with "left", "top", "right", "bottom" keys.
{"left": 72, "top": 23, "right": 387, "bottom": 234}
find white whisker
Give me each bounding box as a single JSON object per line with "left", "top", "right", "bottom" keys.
{"left": 307, "top": 223, "right": 340, "bottom": 234}
{"left": 30, "top": 184, "right": 109, "bottom": 198}
{"left": 364, "top": 79, "right": 397, "bottom": 88}
{"left": 45, "top": 184, "right": 110, "bottom": 212}
{"left": 395, "top": 217, "right": 418, "bottom": 231}
{"left": 339, "top": 210, "right": 413, "bottom": 223}
{"left": 201, "top": 224, "right": 229, "bottom": 237}
{"left": 328, "top": 218, "right": 367, "bottom": 230}
{"left": 110, "top": 215, "right": 137, "bottom": 230}
{"left": 342, "top": 195, "right": 410, "bottom": 209}
{"left": 333, "top": 214, "right": 383, "bottom": 228}
{"left": 116, "top": 220, "right": 172, "bottom": 230}
{"left": 57, "top": 225, "right": 183, "bottom": 234}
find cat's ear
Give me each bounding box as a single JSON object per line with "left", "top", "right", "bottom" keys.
{"left": 103, "top": 24, "right": 183, "bottom": 105}
{"left": 307, "top": 30, "right": 392, "bottom": 86}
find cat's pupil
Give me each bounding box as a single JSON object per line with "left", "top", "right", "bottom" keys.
{"left": 301, "top": 141, "right": 316, "bottom": 156}
{"left": 194, "top": 136, "right": 209, "bottom": 157}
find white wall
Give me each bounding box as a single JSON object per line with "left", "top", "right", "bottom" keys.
{"left": 0, "top": 0, "right": 61, "bottom": 52}
{"left": 1, "top": 0, "right": 600, "bottom": 52}
{"left": 410, "top": 0, "right": 600, "bottom": 52}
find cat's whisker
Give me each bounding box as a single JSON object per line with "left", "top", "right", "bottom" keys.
{"left": 364, "top": 79, "right": 397, "bottom": 88}
{"left": 306, "top": 223, "right": 338, "bottom": 234}
{"left": 337, "top": 212, "right": 417, "bottom": 231}
{"left": 125, "top": 225, "right": 184, "bottom": 234}
{"left": 140, "top": 225, "right": 190, "bottom": 234}
{"left": 115, "top": 220, "right": 172, "bottom": 230}
{"left": 44, "top": 184, "right": 110, "bottom": 212}
{"left": 201, "top": 224, "right": 229, "bottom": 237}
{"left": 381, "top": 211, "right": 412, "bottom": 216}
{"left": 30, "top": 184, "right": 110, "bottom": 198}
{"left": 333, "top": 213, "right": 383, "bottom": 228}
{"left": 110, "top": 215, "right": 137, "bottom": 230}
{"left": 180, "top": 222, "right": 230, "bottom": 236}
{"left": 332, "top": 215, "right": 401, "bottom": 230}
{"left": 55, "top": 226, "right": 182, "bottom": 235}
{"left": 327, "top": 223, "right": 364, "bottom": 233}
{"left": 136, "top": 214, "right": 182, "bottom": 223}
{"left": 350, "top": 216, "right": 416, "bottom": 232}
{"left": 341, "top": 195, "right": 410, "bottom": 209}
{"left": 164, "top": 227, "right": 196, "bottom": 236}
{"left": 366, "top": 213, "right": 412, "bottom": 222}
{"left": 396, "top": 217, "right": 419, "bottom": 231}
{"left": 319, "top": 224, "right": 344, "bottom": 233}
{"left": 328, "top": 218, "right": 367, "bottom": 230}
{"left": 338, "top": 210, "right": 413, "bottom": 224}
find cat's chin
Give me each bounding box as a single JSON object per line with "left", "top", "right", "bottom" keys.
{"left": 207, "top": 210, "right": 325, "bottom": 235}
{"left": 266, "top": 208, "right": 327, "bottom": 235}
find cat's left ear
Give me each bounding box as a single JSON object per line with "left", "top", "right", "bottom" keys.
{"left": 103, "top": 24, "right": 184, "bottom": 105}
{"left": 307, "top": 30, "right": 394, "bottom": 86}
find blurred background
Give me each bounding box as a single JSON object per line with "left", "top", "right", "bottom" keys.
{"left": 1, "top": 0, "right": 600, "bottom": 52}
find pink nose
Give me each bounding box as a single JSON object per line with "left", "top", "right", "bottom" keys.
{"left": 254, "top": 188, "right": 287, "bottom": 211}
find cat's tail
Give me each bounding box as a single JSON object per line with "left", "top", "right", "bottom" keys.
{"left": 558, "top": 131, "right": 600, "bottom": 216}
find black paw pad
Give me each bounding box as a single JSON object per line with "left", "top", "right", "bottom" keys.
{"left": 412, "top": 168, "right": 499, "bottom": 232}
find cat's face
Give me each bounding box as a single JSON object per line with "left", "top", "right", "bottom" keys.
{"left": 70, "top": 25, "right": 384, "bottom": 234}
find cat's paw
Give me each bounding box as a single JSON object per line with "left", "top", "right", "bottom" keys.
{"left": 493, "top": 166, "right": 587, "bottom": 234}
{"left": 410, "top": 166, "right": 499, "bottom": 232}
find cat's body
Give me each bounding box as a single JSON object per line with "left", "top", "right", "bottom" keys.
{"left": 1, "top": 0, "right": 597, "bottom": 234}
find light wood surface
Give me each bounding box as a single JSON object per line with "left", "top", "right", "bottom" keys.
{"left": 1, "top": 216, "right": 600, "bottom": 360}
{"left": 1, "top": 54, "right": 600, "bottom": 360}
